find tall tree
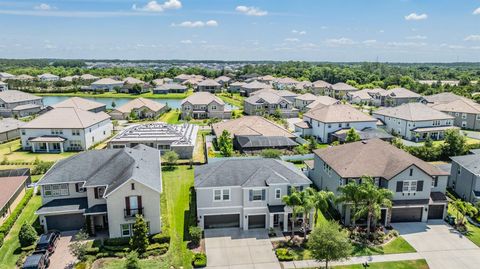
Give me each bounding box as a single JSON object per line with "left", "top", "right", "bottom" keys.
{"left": 442, "top": 129, "right": 467, "bottom": 158}
{"left": 345, "top": 128, "right": 361, "bottom": 143}
{"left": 336, "top": 182, "right": 364, "bottom": 226}
{"left": 307, "top": 188, "right": 334, "bottom": 226}
{"left": 282, "top": 187, "right": 302, "bottom": 239}
{"left": 130, "top": 215, "right": 149, "bottom": 253}
{"left": 298, "top": 190, "right": 314, "bottom": 238}
{"left": 217, "top": 130, "right": 233, "bottom": 157}
{"left": 307, "top": 220, "right": 352, "bottom": 269}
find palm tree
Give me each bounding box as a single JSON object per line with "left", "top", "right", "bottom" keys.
{"left": 356, "top": 176, "right": 393, "bottom": 238}
{"left": 298, "top": 189, "right": 314, "bottom": 239}
{"left": 452, "top": 200, "right": 478, "bottom": 225}
{"left": 307, "top": 188, "right": 334, "bottom": 226}
{"left": 282, "top": 187, "right": 302, "bottom": 239}
{"left": 336, "top": 182, "right": 364, "bottom": 226}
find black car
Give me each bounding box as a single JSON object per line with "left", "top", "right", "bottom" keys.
{"left": 35, "top": 232, "right": 60, "bottom": 255}
{"left": 22, "top": 250, "right": 50, "bottom": 269}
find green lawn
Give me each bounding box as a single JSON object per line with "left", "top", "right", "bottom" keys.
{"left": 0, "top": 139, "right": 77, "bottom": 163}
{"left": 158, "top": 110, "right": 181, "bottom": 124}
{"left": 448, "top": 205, "right": 480, "bottom": 247}
{"left": 36, "top": 90, "right": 193, "bottom": 100}
{"left": 216, "top": 93, "right": 244, "bottom": 108}
{"left": 99, "top": 166, "right": 195, "bottom": 269}
{"left": 0, "top": 193, "right": 42, "bottom": 269}
{"left": 332, "top": 259, "right": 429, "bottom": 269}
{"left": 289, "top": 236, "right": 416, "bottom": 261}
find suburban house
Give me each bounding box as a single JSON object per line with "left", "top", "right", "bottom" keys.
{"left": 13, "top": 74, "right": 34, "bottom": 81}
{"left": 294, "top": 93, "right": 318, "bottom": 110}
{"left": 240, "top": 80, "right": 272, "bottom": 96}
{"left": 227, "top": 81, "right": 245, "bottom": 93}
{"left": 35, "top": 145, "right": 162, "bottom": 237}
{"left": 244, "top": 90, "right": 299, "bottom": 118}
{"left": 0, "top": 118, "right": 25, "bottom": 142}
{"left": 0, "top": 81, "right": 8, "bottom": 91}
{"left": 347, "top": 88, "right": 387, "bottom": 106}
{"left": 309, "top": 139, "right": 449, "bottom": 224}
{"left": 256, "top": 75, "right": 276, "bottom": 85}
{"left": 311, "top": 80, "right": 332, "bottom": 95}
{"left": 90, "top": 78, "right": 124, "bottom": 92}
{"left": 194, "top": 158, "right": 312, "bottom": 231}
{"left": 109, "top": 98, "right": 167, "bottom": 120}
{"left": 305, "top": 96, "right": 340, "bottom": 110}
{"left": 181, "top": 92, "right": 232, "bottom": 120}
{"left": 273, "top": 77, "right": 300, "bottom": 90}
{"left": 174, "top": 74, "right": 204, "bottom": 83}
{"left": 80, "top": 74, "right": 99, "bottom": 81}
{"left": 37, "top": 73, "right": 59, "bottom": 82}
{"left": 383, "top": 88, "right": 421, "bottom": 106}
{"left": 449, "top": 153, "right": 480, "bottom": 203}
{"left": 252, "top": 89, "right": 298, "bottom": 103}
{"left": 328, "top": 82, "right": 358, "bottom": 99}
{"left": 330, "top": 127, "right": 393, "bottom": 143}
{"left": 215, "top": 76, "right": 232, "bottom": 87}
{"left": 20, "top": 107, "right": 112, "bottom": 152}
{"left": 0, "top": 168, "right": 31, "bottom": 224}
{"left": 294, "top": 104, "right": 377, "bottom": 143}
{"left": 373, "top": 103, "right": 456, "bottom": 141}
{"left": 0, "top": 90, "right": 44, "bottom": 117}
{"left": 51, "top": 97, "right": 106, "bottom": 113}
{"left": 0, "top": 72, "right": 15, "bottom": 80}
{"left": 196, "top": 79, "right": 222, "bottom": 93}
{"left": 108, "top": 122, "right": 198, "bottom": 159}
{"left": 153, "top": 83, "right": 187, "bottom": 94}
{"left": 212, "top": 116, "right": 298, "bottom": 153}
{"left": 122, "top": 77, "right": 150, "bottom": 93}
{"left": 422, "top": 92, "right": 480, "bottom": 130}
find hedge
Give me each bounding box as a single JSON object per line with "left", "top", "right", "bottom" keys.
{"left": 192, "top": 253, "right": 207, "bottom": 268}
{"left": 0, "top": 189, "right": 34, "bottom": 247}
{"left": 150, "top": 233, "right": 170, "bottom": 244}
{"left": 275, "top": 248, "right": 294, "bottom": 261}
{"left": 103, "top": 237, "right": 130, "bottom": 246}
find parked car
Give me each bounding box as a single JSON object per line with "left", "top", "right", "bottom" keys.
{"left": 22, "top": 250, "right": 50, "bottom": 269}
{"left": 35, "top": 232, "right": 60, "bottom": 255}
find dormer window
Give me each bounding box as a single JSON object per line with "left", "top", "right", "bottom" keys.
{"left": 94, "top": 186, "right": 106, "bottom": 199}
{"left": 131, "top": 183, "right": 135, "bottom": 190}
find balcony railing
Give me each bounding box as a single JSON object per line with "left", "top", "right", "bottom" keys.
{"left": 124, "top": 207, "right": 144, "bottom": 218}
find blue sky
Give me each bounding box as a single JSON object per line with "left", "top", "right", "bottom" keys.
{"left": 0, "top": 0, "right": 479, "bottom": 62}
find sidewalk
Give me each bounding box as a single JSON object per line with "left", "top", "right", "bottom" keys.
{"left": 282, "top": 252, "right": 423, "bottom": 268}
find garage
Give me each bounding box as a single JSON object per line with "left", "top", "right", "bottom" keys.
{"left": 46, "top": 214, "right": 85, "bottom": 231}
{"left": 248, "top": 214, "right": 266, "bottom": 229}
{"left": 391, "top": 207, "right": 423, "bottom": 223}
{"left": 204, "top": 214, "right": 240, "bottom": 229}
{"left": 428, "top": 204, "right": 445, "bottom": 219}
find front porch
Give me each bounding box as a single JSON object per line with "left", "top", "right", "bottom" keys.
{"left": 84, "top": 204, "right": 109, "bottom": 236}
{"left": 411, "top": 126, "right": 459, "bottom": 142}
{"left": 268, "top": 205, "right": 314, "bottom": 233}
{"left": 29, "top": 136, "right": 66, "bottom": 153}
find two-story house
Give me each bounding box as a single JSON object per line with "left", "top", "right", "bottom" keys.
{"left": 109, "top": 98, "right": 167, "bottom": 120}
{"left": 294, "top": 104, "right": 377, "bottom": 143}
{"left": 373, "top": 103, "right": 456, "bottom": 141}
{"left": 244, "top": 90, "right": 299, "bottom": 118}
{"left": 383, "top": 88, "right": 421, "bottom": 106}
{"left": 35, "top": 145, "right": 162, "bottom": 238}
{"left": 0, "top": 90, "right": 44, "bottom": 117}
{"left": 181, "top": 92, "right": 231, "bottom": 120}
{"left": 20, "top": 107, "right": 113, "bottom": 152}
{"left": 195, "top": 159, "right": 312, "bottom": 231}
{"left": 309, "top": 139, "right": 449, "bottom": 225}
{"left": 422, "top": 92, "right": 480, "bottom": 131}
{"left": 449, "top": 152, "right": 480, "bottom": 203}
{"left": 196, "top": 79, "right": 222, "bottom": 93}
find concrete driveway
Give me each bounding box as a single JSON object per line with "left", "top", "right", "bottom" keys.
{"left": 48, "top": 231, "right": 77, "bottom": 269}
{"left": 393, "top": 220, "right": 480, "bottom": 269}
{"left": 205, "top": 228, "right": 280, "bottom": 269}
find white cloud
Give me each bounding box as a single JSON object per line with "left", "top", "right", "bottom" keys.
{"left": 180, "top": 40, "right": 192, "bottom": 44}
{"left": 362, "top": 40, "right": 377, "bottom": 45}
{"left": 34, "top": 3, "right": 55, "bottom": 10}
{"left": 235, "top": 6, "right": 267, "bottom": 16}
{"left": 172, "top": 20, "right": 218, "bottom": 28}
{"left": 465, "top": 35, "right": 480, "bottom": 41}
{"left": 473, "top": 7, "right": 480, "bottom": 15}
{"left": 325, "top": 37, "right": 355, "bottom": 46}
{"left": 387, "top": 41, "right": 427, "bottom": 47}
{"left": 292, "top": 30, "right": 306, "bottom": 35}
{"left": 284, "top": 38, "right": 300, "bottom": 42}
{"left": 406, "top": 35, "right": 427, "bottom": 40}
{"left": 405, "top": 13, "right": 428, "bottom": 21}
{"left": 132, "top": 0, "right": 181, "bottom": 12}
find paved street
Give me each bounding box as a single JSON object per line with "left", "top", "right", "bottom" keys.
{"left": 205, "top": 228, "right": 280, "bottom": 269}
{"left": 48, "top": 231, "right": 77, "bottom": 269}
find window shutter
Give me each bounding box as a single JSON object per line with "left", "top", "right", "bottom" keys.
{"left": 94, "top": 187, "right": 99, "bottom": 199}
{"left": 262, "top": 189, "right": 266, "bottom": 200}
{"left": 75, "top": 183, "right": 79, "bottom": 192}
{"left": 434, "top": 177, "right": 438, "bottom": 187}
{"left": 138, "top": 196, "right": 142, "bottom": 213}
{"left": 287, "top": 186, "right": 291, "bottom": 195}
{"left": 125, "top": 196, "right": 130, "bottom": 216}
{"left": 417, "top": 181, "right": 424, "bottom": 192}
{"left": 396, "top": 181, "right": 403, "bottom": 192}
{"left": 249, "top": 190, "right": 253, "bottom": 201}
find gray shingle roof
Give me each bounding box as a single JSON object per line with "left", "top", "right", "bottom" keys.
{"left": 36, "top": 197, "right": 88, "bottom": 215}
{"left": 373, "top": 103, "right": 454, "bottom": 121}
{"left": 235, "top": 135, "right": 298, "bottom": 148}
{"left": 38, "top": 144, "right": 161, "bottom": 196}
{"left": 0, "top": 118, "right": 25, "bottom": 133}
{"left": 195, "top": 158, "right": 311, "bottom": 188}
{"left": 451, "top": 154, "right": 480, "bottom": 176}
{"left": 0, "top": 90, "right": 42, "bottom": 103}
{"left": 22, "top": 107, "right": 110, "bottom": 129}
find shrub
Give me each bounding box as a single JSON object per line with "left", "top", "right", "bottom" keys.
{"left": 260, "top": 149, "right": 282, "bottom": 159}
{"left": 189, "top": 226, "right": 202, "bottom": 246}
{"left": 21, "top": 245, "right": 36, "bottom": 252}
{"left": 85, "top": 247, "right": 100, "bottom": 255}
{"left": 103, "top": 237, "right": 130, "bottom": 246}
{"left": 192, "top": 253, "right": 207, "bottom": 268}
{"left": 125, "top": 251, "right": 141, "bottom": 269}
{"left": 0, "top": 189, "right": 33, "bottom": 236}
{"left": 275, "top": 248, "right": 294, "bottom": 261}
{"left": 92, "top": 239, "right": 103, "bottom": 248}
{"left": 102, "top": 245, "right": 130, "bottom": 252}
{"left": 0, "top": 233, "right": 4, "bottom": 248}
{"left": 32, "top": 161, "right": 54, "bottom": 175}
{"left": 150, "top": 233, "right": 170, "bottom": 244}
{"left": 146, "top": 243, "right": 168, "bottom": 251}
{"left": 19, "top": 223, "right": 38, "bottom": 247}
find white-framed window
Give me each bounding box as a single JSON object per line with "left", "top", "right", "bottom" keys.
{"left": 72, "top": 129, "right": 80, "bottom": 136}
{"left": 252, "top": 189, "right": 263, "bottom": 201}
{"left": 213, "top": 189, "right": 230, "bottom": 201}
{"left": 43, "top": 184, "right": 69, "bottom": 197}
{"left": 51, "top": 129, "right": 63, "bottom": 135}
{"left": 402, "top": 180, "right": 417, "bottom": 192}
{"left": 476, "top": 114, "right": 480, "bottom": 121}
{"left": 121, "top": 224, "right": 131, "bottom": 237}
{"left": 462, "top": 113, "right": 467, "bottom": 119}
{"left": 455, "top": 112, "right": 459, "bottom": 116}
{"left": 462, "top": 121, "right": 467, "bottom": 127}
{"left": 21, "top": 130, "right": 25, "bottom": 135}
{"left": 275, "top": 188, "right": 281, "bottom": 199}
